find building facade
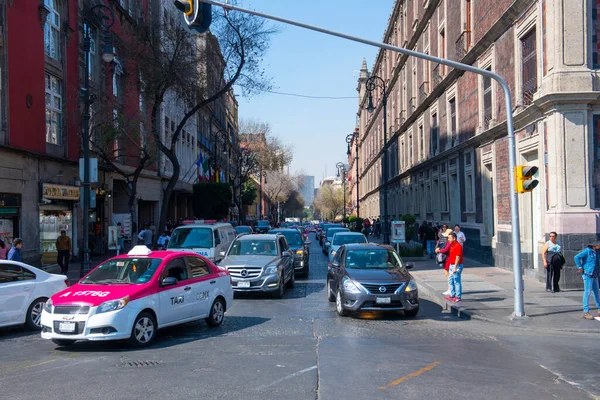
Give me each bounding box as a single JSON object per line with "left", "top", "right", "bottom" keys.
{"left": 356, "top": 0, "right": 599, "bottom": 288}
{"left": 299, "top": 175, "right": 315, "bottom": 207}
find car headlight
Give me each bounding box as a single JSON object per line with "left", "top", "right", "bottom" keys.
{"left": 97, "top": 296, "right": 130, "bottom": 314}
{"left": 405, "top": 280, "right": 418, "bottom": 292}
{"left": 343, "top": 277, "right": 362, "bottom": 294}
{"left": 264, "top": 265, "right": 278, "bottom": 275}
{"left": 296, "top": 249, "right": 304, "bottom": 255}
{"left": 44, "top": 298, "right": 53, "bottom": 313}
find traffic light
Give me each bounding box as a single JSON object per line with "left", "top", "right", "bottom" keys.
{"left": 174, "top": 0, "right": 212, "bottom": 34}
{"left": 515, "top": 166, "right": 539, "bottom": 194}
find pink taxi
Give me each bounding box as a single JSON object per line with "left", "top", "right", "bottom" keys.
{"left": 40, "top": 246, "right": 233, "bottom": 347}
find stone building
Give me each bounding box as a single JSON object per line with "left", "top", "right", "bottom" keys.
{"left": 356, "top": 0, "right": 598, "bottom": 288}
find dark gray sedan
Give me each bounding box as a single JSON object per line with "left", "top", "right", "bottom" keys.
{"left": 326, "top": 243, "right": 419, "bottom": 317}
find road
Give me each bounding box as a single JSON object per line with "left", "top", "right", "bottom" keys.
{"left": 1, "top": 234, "right": 598, "bottom": 400}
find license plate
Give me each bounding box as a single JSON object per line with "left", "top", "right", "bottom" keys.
{"left": 375, "top": 297, "right": 391, "bottom": 304}
{"left": 237, "top": 281, "right": 250, "bottom": 288}
{"left": 59, "top": 322, "right": 76, "bottom": 332}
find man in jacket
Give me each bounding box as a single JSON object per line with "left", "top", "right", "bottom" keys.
{"left": 574, "top": 243, "right": 600, "bottom": 320}
{"left": 55, "top": 230, "right": 72, "bottom": 275}
{"left": 7, "top": 238, "right": 22, "bottom": 261}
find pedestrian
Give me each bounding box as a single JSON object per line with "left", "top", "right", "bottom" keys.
{"left": 157, "top": 231, "right": 170, "bottom": 250}
{"left": 55, "top": 230, "right": 72, "bottom": 275}
{"left": 7, "top": 238, "right": 22, "bottom": 261}
{"left": 138, "top": 224, "right": 153, "bottom": 248}
{"left": 436, "top": 224, "right": 449, "bottom": 249}
{"left": 443, "top": 232, "right": 464, "bottom": 303}
{"left": 0, "top": 238, "right": 9, "bottom": 260}
{"left": 374, "top": 218, "right": 381, "bottom": 239}
{"left": 436, "top": 228, "right": 454, "bottom": 295}
{"left": 454, "top": 224, "right": 466, "bottom": 247}
{"left": 541, "top": 231, "right": 565, "bottom": 292}
{"left": 418, "top": 221, "right": 427, "bottom": 244}
{"left": 425, "top": 222, "right": 436, "bottom": 259}
{"left": 117, "top": 222, "right": 125, "bottom": 255}
{"left": 574, "top": 242, "right": 600, "bottom": 320}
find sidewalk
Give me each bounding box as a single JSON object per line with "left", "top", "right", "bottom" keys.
{"left": 367, "top": 235, "right": 600, "bottom": 333}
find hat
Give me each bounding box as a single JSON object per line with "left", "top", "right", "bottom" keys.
{"left": 442, "top": 229, "right": 453, "bottom": 237}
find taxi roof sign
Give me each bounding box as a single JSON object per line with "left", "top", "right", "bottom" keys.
{"left": 127, "top": 245, "right": 153, "bottom": 256}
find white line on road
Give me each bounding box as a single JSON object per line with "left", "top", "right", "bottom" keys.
{"left": 254, "top": 365, "right": 317, "bottom": 391}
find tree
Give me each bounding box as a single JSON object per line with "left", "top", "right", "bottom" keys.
{"left": 192, "top": 182, "right": 232, "bottom": 220}
{"left": 263, "top": 171, "right": 294, "bottom": 219}
{"left": 239, "top": 119, "right": 293, "bottom": 172}
{"left": 314, "top": 184, "right": 345, "bottom": 221}
{"left": 241, "top": 180, "right": 257, "bottom": 206}
{"left": 132, "top": 3, "right": 276, "bottom": 244}
{"left": 281, "top": 189, "right": 305, "bottom": 219}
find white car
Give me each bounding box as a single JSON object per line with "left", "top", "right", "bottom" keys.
{"left": 41, "top": 246, "right": 233, "bottom": 347}
{"left": 0, "top": 261, "right": 68, "bottom": 330}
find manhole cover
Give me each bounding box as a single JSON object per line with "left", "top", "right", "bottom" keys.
{"left": 121, "top": 360, "right": 163, "bottom": 367}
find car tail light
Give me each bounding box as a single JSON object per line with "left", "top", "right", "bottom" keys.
{"left": 64, "top": 279, "right": 71, "bottom": 287}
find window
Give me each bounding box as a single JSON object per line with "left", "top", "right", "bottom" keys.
{"left": 0, "top": 265, "right": 35, "bottom": 283}
{"left": 431, "top": 112, "right": 439, "bottom": 155}
{"left": 441, "top": 181, "right": 448, "bottom": 212}
{"left": 449, "top": 97, "right": 457, "bottom": 147}
{"left": 84, "top": 24, "right": 97, "bottom": 82}
{"left": 186, "top": 257, "right": 211, "bottom": 278}
{"left": 483, "top": 68, "right": 493, "bottom": 129}
{"left": 45, "top": 74, "right": 62, "bottom": 145}
{"left": 419, "top": 124, "right": 424, "bottom": 160}
{"left": 161, "top": 258, "right": 189, "bottom": 282}
{"left": 113, "top": 58, "right": 124, "bottom": 98}
{"left": 439, "top": 28, "right": 446, "bottom": 75}
{"left": 521, "top": 28, "right": 537, "bottom": 105}
{"left": 408, "top": 133, "right": 413, "bottom": 166}
{"left": 465, "top": 173, "right": 474, "bottom": 211}
{"left": 113, "top": 109, "right": 122, "bottom": 159}
{"left": 44, "top": 0, "right": 60, "bottom": 60}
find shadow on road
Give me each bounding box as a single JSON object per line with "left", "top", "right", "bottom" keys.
{"left": 346, "top": 299, "right": 464, "bottom": 323}
{"left": 233, "top": 282, "right": 326, "bottom": 300}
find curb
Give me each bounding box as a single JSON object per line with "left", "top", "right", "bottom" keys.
{"left": 416, "top": 279, "right": 600, "bottom": 334}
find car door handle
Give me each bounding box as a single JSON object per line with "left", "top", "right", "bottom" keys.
{"left": 184, "top": 286, "right": 192, "bottom": 291}
{"left": 210, "top": 280, "right": 216, "bottom": 284}
{"left": 23, "top": 286, "right": 32, "bottom": 291}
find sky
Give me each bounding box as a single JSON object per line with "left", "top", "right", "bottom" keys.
{"left": 235, "top": 0, "right": 395, "bottom": 188}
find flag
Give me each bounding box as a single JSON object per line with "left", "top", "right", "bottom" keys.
{"left": 195, "top": 153, "right": 203, "bottom": 167}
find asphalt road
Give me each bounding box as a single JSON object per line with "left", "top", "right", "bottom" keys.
{"left": 1, "top": 233, "right": 598, "bottom": 400}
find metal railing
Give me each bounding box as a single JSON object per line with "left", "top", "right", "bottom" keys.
{"left": 522, "top": 79, "right": 537, "bottom": 105}
{"left": 483, "top": 108, "right": 493, "bottom": 130}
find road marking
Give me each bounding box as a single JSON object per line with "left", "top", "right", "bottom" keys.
{"left": 379, "top": 361, "right": 441, "bottom": 390}
{"left": 254, "top": 365, "right": 317, "bottom": 391}
{"left": 0, "top": 359, "right": 58, "bottom": 375}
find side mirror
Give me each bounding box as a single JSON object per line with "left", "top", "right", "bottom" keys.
{"left": 331, "top": 261, "right": 340, "bottom": 269}
{"left": 219, "top": 251, "right": 226, "bottom": 257}
{"left": 406, "top": 263, "right": 414, "bottom": 270}
{"left": 282, "top": 251, "right": 291, "bottom": 258}
{"left": 161, "top": 277, "right": 178, "bottom": 287}
{"left": 325, "top": 241, "right": 331, "bottom": 247}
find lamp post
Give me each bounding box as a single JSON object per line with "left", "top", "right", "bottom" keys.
{"left": 336, "top": 162, "right": 347, "bottom": 220}
{"left": 80, "top": 5, "right": 114, "bottom": 278}
{"left": 346, "top": 128, "right": 359, "bottom": 218}
{"left": 365, "top": 75, "right": 389, "bottom": 245}
{"left": 259, "top": 170, "right": 267, "bottom": 218}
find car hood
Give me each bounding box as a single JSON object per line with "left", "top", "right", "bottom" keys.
{"left": 346, "top": 267, "right": 411, "bottom": 282}
{"left": 51, "top": 283, "right": 154, "bottom": 307}
{"left": 221, "top": 255, "right": 279, "bottom": 267}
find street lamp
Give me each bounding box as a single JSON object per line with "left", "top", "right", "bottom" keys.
{"left": 80, "top": 5, "right": 114, "bottom": 278}
{"left": 336, "top": 162, "right": 347, "bottom": 220}
{"left": 259, "top": 170, "right": 267, "bottom": 219}
{"left": 365, "top": 75, "right": 389, "bottom": 245}
{"left": 346, "top": 128, "right": 359, "bottom": 218}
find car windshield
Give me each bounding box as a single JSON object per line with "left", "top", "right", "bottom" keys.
{"left": 168, "top": 227, "right": 213, "bottom": 249}
{"left": 228, "top": 240, "right": 278, "bottom": 256}
{"left": 327, "top": 228, "right": 349, "bottom": 239}
{"left": 257, "top": 221, "right": 270, "bottom": 227}
{"left": 332, "top": 234, "right": 367, "bottom": 246}
{"left": 235, "top": 226, "right": 252, "bottom": 234}
{"left": 270, "top": 231, "right": 303, "bottom": 246}
{"left": 81, "top": 258, "right": 162, "bottom": 284}
{"left": 345, "top": 249, "right": 405, "bottom": 270}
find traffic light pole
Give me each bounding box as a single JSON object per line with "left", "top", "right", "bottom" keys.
{"left": 198, "top": 0, "right": 526, "bottom": 318}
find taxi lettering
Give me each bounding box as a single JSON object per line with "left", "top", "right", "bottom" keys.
{"left": 170, "top": 295, "right": 184, "bottom": 305}
{"left": 59, "top": 291, "right": 110, "bottom": 298}
{"left": 197, "top": 291, "right": 209, "bottom": 300}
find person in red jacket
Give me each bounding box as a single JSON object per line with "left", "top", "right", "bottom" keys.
{"left": 442, "top": 232, "right": 464, "bottom": 302}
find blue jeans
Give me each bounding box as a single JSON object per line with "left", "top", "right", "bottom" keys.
{"left": 582, "top": 275, "right": 600, "bottom": 313}
{"left": 426, "top": 240, "right": 436, "bottom": 255}
{"left": 448, "top": 264, "right": 464, "bottom": 298}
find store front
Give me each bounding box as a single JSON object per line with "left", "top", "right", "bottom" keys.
{"left": 40, "top": 184, "right": 79, "bottom": 265}
{"left": 0, "top": 193, "right": 21, "bottom": 246}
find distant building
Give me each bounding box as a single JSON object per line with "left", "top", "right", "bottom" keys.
{"left": 298, "top": 175, "right": 315, "bottom": 206}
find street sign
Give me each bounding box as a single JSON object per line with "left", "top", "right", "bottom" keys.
{"left": 79, "top": 158, "right": 98, "bottom": 183}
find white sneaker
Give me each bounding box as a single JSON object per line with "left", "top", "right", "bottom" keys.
{"left": 442, "top": 290, "right": 451, "bottom": 296}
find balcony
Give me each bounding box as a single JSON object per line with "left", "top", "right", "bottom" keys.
{"left": 456, "top": 30, "right": 471, "bottom": 60}
{"left": 418, "top": 82, "right": 429, "bottom": 104}
{"left": 432, "top": 64, "right": 442, "bottom": 87}
{"left": 483, "top": 108, "right": 493, "bottom": 130}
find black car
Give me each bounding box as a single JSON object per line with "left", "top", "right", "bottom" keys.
{"left": 269, "top": 229, "right": 310, "bottom": 277}
{"left": 326, "top": 243, "right": 419, "bottom": 317}
{"left": 255, "top": 220, "right": 272, "bottom": 234}
{"left": 319, "top": 223, "right": 341, "bottom": 246}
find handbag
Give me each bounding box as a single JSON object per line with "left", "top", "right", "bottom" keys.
{"left": 436, "top": 252, "right": 447, "bottom": 265}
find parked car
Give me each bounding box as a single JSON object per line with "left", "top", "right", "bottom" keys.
{"left": 167, "top": 222, "right": 235, "bottom": 263}
{"left": 269, "top": 229, "right": 311, "bottom": 277}
{"left": 219, "top": 234, "right": 295, "bottom": 298}
{"left": 40, "top": 246, "right": 233, "bottom": 347}
{"left": 323, "top": 227, "right": 350, "bottom": 254}
{"left": 235, "top": 225, "right": 254, "bottom": 236}
{"left": 255, "top": 220, "right": 272, "bottom": 234}
{"left": 0, "top": 261, "right": 68, "bottom": 330}
{"left": 326, "top": 243, "right": 419, "bottom": 318}
{"left": 328, "top": 232, "right": 368, "bottom": 262}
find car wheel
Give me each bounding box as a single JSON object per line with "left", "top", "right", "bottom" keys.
{"left": 272, "top": 274, "right": 285, "bottom": 299}
{"left": 336, "top": 290, "right": 349, "bottom": 317}
{"left": 404, "top": 307, "right": 419, "bottom": 318}
{"left": 25, "top": 298, "right": 47, "bottom": 330}
{"left": 52, "top": 339, "right": 76, "bottom": 346}
{"left": 286, "top": 269, "right": 295, "bottom": 289}
{"left": 205, "top": 298, "right": 226, "bottom": 327}
{"left": 126, "top": 312, "right": 157, "bottom": 347}
{"left": 327, "top": 279, "right": 336, "bottom": 302}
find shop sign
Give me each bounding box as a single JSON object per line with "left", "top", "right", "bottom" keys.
{"left": 42, "top": 184, "right": 80, "bottom": 201}
{"left": 0, "top": 193, "right": 21, "bottom": 208}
